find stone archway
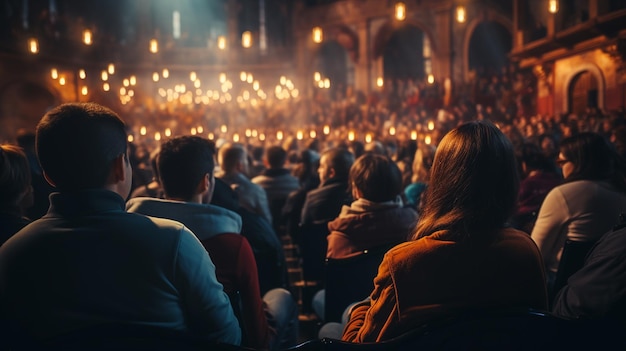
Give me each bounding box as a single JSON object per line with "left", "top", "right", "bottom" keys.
{"left": 466, "top": 21, "right": 512, "bottom": 76}
{"left": 372, "top": 22, "right": 436, "bottom": 82}
{"left": 463, "top": 12, "right": 513, "bottom": 80}
{"left": 563, "top": 63, "right": 605, "bottom": 113}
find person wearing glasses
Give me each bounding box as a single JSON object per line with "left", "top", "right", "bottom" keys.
{"left": 531, "top": 132, "right": 626, "bottom": 292}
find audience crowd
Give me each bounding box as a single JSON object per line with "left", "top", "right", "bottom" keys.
{"left": 1, "top": 64, "right": 626, "bottom": 348}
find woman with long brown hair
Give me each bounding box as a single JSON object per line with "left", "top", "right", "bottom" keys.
{"left": 342, "top": 121, "right": 547, "bottom": 342}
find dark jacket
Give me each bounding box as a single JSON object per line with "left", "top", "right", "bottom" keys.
{"left": 300, "top": 177, "right": 352, "bottom": 226}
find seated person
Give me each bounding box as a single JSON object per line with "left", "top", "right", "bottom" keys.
{"left": 0, "top": 102, "right": 240, "bottom": 346}
{"left": 127, "top": 136, "right": 298, "bottom": 349}
{"left": 327, "top": 153, "right": 417, "bottom": 259}
{"left": 342, "top": 121, "right": 547, "bottom": 342}
{"left": 0, "top": 144, "right": 33, "bottom": 245}
{"left": 217, "top": 143, "right": 272, "bottom": 225}
{"left": 531, "top": 133, "right": 626, "bottom": 291}
{"left": 552, "top": 219, "right": 626, "bottom": 330}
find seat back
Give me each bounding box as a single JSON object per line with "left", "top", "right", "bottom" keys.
{"left": 324, "top": 244, "right": 394, "bottom": 323}
{"left": 299, "top": 222, "right": 330, "bottom": 282}
{"left": 551, "top": 239, "right": 595, "bottom": 305}
{"left": 321, "top": 308, "right": 626, "bottom": 351}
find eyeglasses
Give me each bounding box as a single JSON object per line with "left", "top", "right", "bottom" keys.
{"left": 556, "top": 158, "right": 569, "bottom": 167}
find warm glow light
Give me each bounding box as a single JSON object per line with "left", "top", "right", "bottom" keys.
{"left": 191, "top": 128, "right": 197, "bottom": 135}
{"left": 427, "top": 74, "right": 434, "bottom": 84}
{"left": 456, "top": 6, "right": 466, "bottom": 23}
{"left": 120, "top": 87, "right": 127, "bottom": 95}
{"left": 323, "top": 125, "right": 330, "bottom": 135}
{"left": 153, "top": 72, "right": 159, "bottom": 82}
{"left": 101, "top": 71, "right": 108, "bottom": 81}
{"left": 128, "top": 90, "right": 134, "bottom": 97}
{"left": 130, "top": 75, "right": 137, "bottom": 86}
{"left": 28, "top": 38, "right": 38, "bottom": 54}
{"left": 81, "top": 86, "right": 88, "bottom": 95}
{"left": 190, "top": 71, "right": 197, "bottom": 81}
{"left": 154, "top": 132, "right": 161, "bottom": 141}
{"left": 425, "top": 135, "right": 432, "bottom": 145}
{"left": 246, "top": 75, "right": 253, "bottom": 84}
{"left": 365, "top": 134, "right": 373, "bottom": 143}
{"left": 219, "top": 73, "right": 226, "bottom": 83}
{"left": 312, "top": 26, "right": 323, "bottom": 43}
{"left": 280, "top": 76, "right": 287, "bottom": 85}
{"left": 253, "top": 81, "right": 260, "bottom": 91}
{"left": 208, "top": 132, "right": 215, "bottom": 140}
{"left": 123, "top": 79, "right": 130, "bottom": 87}
{"left": 221, "top": 125, "right": 227, "bottom": 133}
{"left": 197, "top": 126, "right": 204, "bottom": 134}
{"left": 150, "top": 39, "right": 158, "bottom": 53}
{"left": 310, "top": 130, "right": 317, "bottom": 138}
{"left": 162, "top": 69, "right": 169, "bottom": 79}
{"left": 83, "top": 29, "right": 92, "bottom": 45}
{"left": 108, "top": 63, "right": 115, "bottom": 75}
{"left": 242, "top": 31, "right": 252, "bottom": 48}
{"left": 395, "top": 2, "right": 406, "bottom": 21}
{"left": 296, "top": 130, "right": 303, "bottom": 140}
{"left": 78, "top": 69, "right": 86, "bottom": 79}
{"left": 376, "top": 77, "right": 384, "bottom": 87}
{"left": 59, "top": 76, "right": 66, "bottom": 85}
{"left": 277, "top": 131, "right": 284, "bottom": 140}
{"left": 259, "top": 133, "right": 266, "bottom": 141}
{"left": 549, "top": 0, "right": 559, "bottom": 14}
{"left": 348, "top": 131, "right": 355, "bottom": 141}
{"left": 389, "top": 127, "right": 396, "bottom": 136}
{"left": 51, "top": 68, "right": 58, "bottom": 79}
{"left": 411, "top": 131, "right": 418, "bottom": 140}
{"left": 314, "top": 72, "right": 321, "bottom": 82}
{"left": 127, "top": 135, "right": 134, "bottom": 143}
{"left": 323, "top": 78, "right": 330, "bottom": 89}
{"left": 428, "top": 121, "right": 435, "bottom": 130}
{"left": 140, "top": 126, "right": 147, "bottom": 136}
{"left": 218, "top": 36, "right": 226, "bottom": 50}
{"left": 103, "top": 83, "right": 110, "bottom": 91}
{"left": 232, "top": 133, "right": 240, "bottom": 142}
{"left": 240, "top": 71, "right": 247, "bottom": 82}
{"left": 165, "top": 128, "right": 172, "bottom": 137}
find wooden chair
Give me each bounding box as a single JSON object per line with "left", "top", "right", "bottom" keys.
{"left": 324, "top": 244, "right": 395, "bottom": 323}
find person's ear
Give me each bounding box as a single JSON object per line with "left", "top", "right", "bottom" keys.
{"left": 328, "top": 167, "right": 336, "bottom": 179}
{"left": 112, "top": 154, "right": 127, "bottom": 183}
{"left": 196, "top": 173, "right": 210, "bottom": 195}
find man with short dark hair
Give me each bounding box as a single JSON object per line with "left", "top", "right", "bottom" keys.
{"left": 252, "top": 145, "right": 299, "bottom": 235}
{"left": 218, "top": 143, "right": 272, "bottom": 225}
{"left": 127, "top": 136, "right": 298, "bottom": 349}
{"left": 0, "top": 103, "right": 240, "bottom": 346}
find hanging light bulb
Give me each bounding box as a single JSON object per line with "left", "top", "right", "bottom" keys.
{"left": 312, "top": 27, "right": 323, "bottom": 43}
{"left": 149, "top": 38, "right": 158, "bottom": 53}
{"left": 395, "top": 2, "right": 406, "bottom": 21}
{"left": 456, "top": 6, "right": 466, "bottom": 23}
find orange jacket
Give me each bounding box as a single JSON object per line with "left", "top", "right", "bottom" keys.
{"left": 342, "top": 227, "right": 548, "bottom": 342}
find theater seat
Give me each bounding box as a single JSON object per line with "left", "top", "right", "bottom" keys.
{"left": 324, "top": 244, "right": 395, "bottom": 323}
{"left": 320, "top": 308, "right": 625, "bottom": 351}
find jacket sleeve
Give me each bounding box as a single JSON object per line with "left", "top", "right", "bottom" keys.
{"left": 342, "top": 254, "right": 398, "bottom": 342}
{"left": 552, "top": 235, "right": 626, "bottom": 319}
{"left": 175, "top": 227, "right": 242, "bottom": 345}
{"left": 531, "top": 187, "right": 569, "bottom": 269}
{"left": 236, "top": 236, "right": 271, "bottom": 349}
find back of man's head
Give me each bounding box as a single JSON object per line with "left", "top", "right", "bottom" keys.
{"left": 158, "top": 136, "right": 215, "bottom": 201}
{"left": 323, "top": 147, "right": 354, "bottom": 180}
{"left": 36, "top": 102, "right": 127, "bottom": 191}
{"left": 218, "top": 143, "right": 247, "bottom": 174}
{"left": 265, "top": 145, "right": 287, "bottom": 169}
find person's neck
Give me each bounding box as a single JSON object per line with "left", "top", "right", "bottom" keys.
{"left": 167, "top": 194, "right": 202, "bottom": 204}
